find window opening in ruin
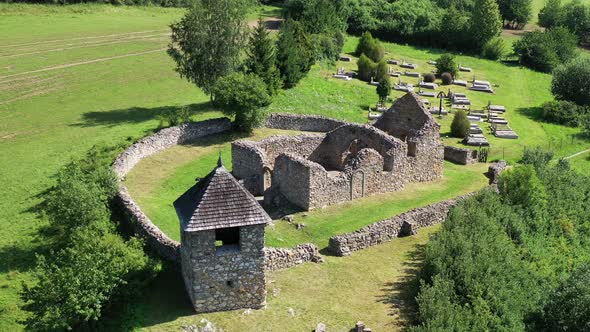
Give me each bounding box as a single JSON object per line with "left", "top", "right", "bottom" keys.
{"left": 407, "top": 142, "right": 417, "bottom": 157}
{"left": 215, "top": 227, "right": 240, "bottom": 254}
{"left": 226, "top": 280, "right": 234, "bottom": 288}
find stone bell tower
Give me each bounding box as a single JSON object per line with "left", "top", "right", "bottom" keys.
{"left": 173, "top": 157, "right": 269, "bottom": 313}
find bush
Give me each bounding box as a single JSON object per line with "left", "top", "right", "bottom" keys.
{"left": 157, "top": 106, "right": 191, "bottom": 128}
{"left": 212, "top": 73, "right": 271, "bottom": 132}
{"left": 551, "top": 57, "right": 590, "bottom": 106}
{"left": 513, "top": 27, "right": 578, "bottom": 72}
{"left": 355, "top": 31, "right": 384, "bottom": 62}
{"left": 423, "top": 73, "right": 436, "bottom": 83}
{"left": 481, "top": 37, "right": 506, "bottom": 60}
{"left": 441, "top": 72, "right": 453, "bottom": 85}
{"left": 450, "top": 110, "right": 470, "bottom": 137}
{"left": 313, "top": 33, "right": 341, "bottom": 64}
{"left": 541, "top": 100, "right": 586, "bottom": 126}
{"left": 357, "top": 53, "right": 376, "bottom": 82}
{"left": 376, "top": 76, "right": 391, "bottom": 103}
{"left": 435, "top": 54, "right": 458, "bottom": 78}
{"left": 374, "top": 59, "right": 389, "bottom": 82}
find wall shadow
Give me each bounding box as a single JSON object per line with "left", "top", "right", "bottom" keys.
{"left": 376, "top": 243, "right": 426, "bottom": 330}
{"left": 73, "top": 102, "right": 213, "bottom": 128}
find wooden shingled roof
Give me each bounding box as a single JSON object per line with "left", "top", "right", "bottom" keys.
{"left": 173, "top": 157, "right": 271, "bottom": 232}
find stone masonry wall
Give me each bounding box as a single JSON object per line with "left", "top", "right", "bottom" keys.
{"left": 327, "top": 192, "right": 475, "bottom": 256}
{"left": 113, "top": 118, "right": 232, "bottom": 262}
{"left": 182, "top": 225, "right": 267, "bottom": 313}
{"left": 263, "top": 243, "right": 324, "bottom": 271}
{"left": 265, "top": 113, "right": 349, "bottom": 132}
{"left": 444, "top": 146, "right": 478, "bottom": 165}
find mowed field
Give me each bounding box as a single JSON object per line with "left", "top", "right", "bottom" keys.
{"left": 1, "top": 3, "right": 589, "bottom": 331}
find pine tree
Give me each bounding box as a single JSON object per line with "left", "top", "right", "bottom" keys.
{"left": 469, "top": 0, "right": 502, "bottom": 49}
{"left": 376, "top": 77, "right": 391, "bottom": 103}
{"left": 276, "top": 19, "right": 314, "bottom": 88}
{"left": 245, "top": 18, "right": 282, "bottom": 95}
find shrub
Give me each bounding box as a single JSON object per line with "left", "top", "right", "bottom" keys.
{"left": 357, "top": 53, "right": 376, "bottom": 82}
{"left": 513, "top": 27, "right": 578, "bottom": 72}
{"left": 450, "top": 110, "right": 470, "bottom": 137}
{"left": 481, "top": 37, "right": 506, "bottom": 60}
{"left": 538, "top": 0, "right": 563, "bottom": 29}
{"left": 355, "top": 31, "right": 384, "bottom": 62}
{"left": 551, "top": 57, "right": 590, "bottom": 106}
{"left": 435, "top": 54, "right": 458, "bottom": 78}
{"left": 423, "top": 73, "right": 436, "bottom": 83}
{"left": 157, "top": 106, "right": 191, "bottom": 128}
{"left": 541, "top": 100, "right": 586, "bottom": 126}
{"left": 521, "top": 146, "right": 555, "bottom": 173}
{"left": 376, "top": 77, "right": 391, "bottom": 103}
{"left": 313, "top": 33, "right": 341, "bottom": 64}
{"left": 441, "top": 72, "right": 453, "bottom": 85}
{"left": 212, "top": 73, "right": 271, "bottom": 132}
{"left": 374, "top": 59, "right": 389, "bottom": 82}
{"left": 580, "top": 113, "right": 590, "bottom": 138}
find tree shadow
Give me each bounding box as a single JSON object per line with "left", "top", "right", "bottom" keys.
{"left": 376, "top": 243, "right": 426, "bottom": 330}
{"left": 72, "top": 102, "right": 213, "bottom": 128}
{"left": 515, "top": 106, "right": 544, "bottom": 122}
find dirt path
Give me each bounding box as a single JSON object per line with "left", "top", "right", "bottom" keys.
{"left": 0, "top": 48, "right": 166, "bottom": 81}
{"left": 0, "top": 34, "right": 169, "bottom": 59}
{"left": 564, "top": 148, "right": 590, "bottom": 160}
{"left": 0, "top": 30, "right": 168, "bottom": 49}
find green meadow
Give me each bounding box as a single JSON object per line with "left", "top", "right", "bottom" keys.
{"left": 0, "top": 3, "right": 588, "bottom": 331}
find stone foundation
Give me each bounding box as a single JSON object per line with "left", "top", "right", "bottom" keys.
{"left": 263, "top": 244, "right": 324, "bottom": 271}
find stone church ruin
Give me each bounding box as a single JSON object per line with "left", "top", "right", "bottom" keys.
{"left": 232, "top": 92, "right": 444, "bottom": 210}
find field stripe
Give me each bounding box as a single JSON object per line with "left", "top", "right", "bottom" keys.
{"left": 0, "top": 30, "right": 169, "bottom": 49}
{"left": 0, "top": 35, "right": 169, "bottom": 59}
{"left": 0, "top": 48, "right": 166, "bottom": 80}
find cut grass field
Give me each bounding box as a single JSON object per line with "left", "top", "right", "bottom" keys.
{"left": 0, "top": 3, "right": 588, "bottom": 331}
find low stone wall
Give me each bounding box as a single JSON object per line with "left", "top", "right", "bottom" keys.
{"left": 113, "top": 118, "right": 232, "bottom": 179}
{"left": 113, "top": 118, "right": 232, "bottom": 262}
{"left": 265, "top": 113, "right": 349, "bottom": 132}
{"left": 327, "top": 193, "right": 475, "bottom": 256}
{"left": 263, "top": 243, "right": 324, "bottom": 271}
{"left": 444, "top": 146, "right": 478, "bottom": 165}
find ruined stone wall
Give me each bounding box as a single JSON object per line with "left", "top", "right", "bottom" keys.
{"left": 263, "top": 243, "right": 324, "bottom": 271}
{"left": 265, "top": 113, "right": 349, "bottom": 132}
{"left": 113, "top": 118, "right": 232, "bottom": 262}
{"left": 327, "top": 192, "right": 475, "bottom": 256}
{"left": 181, "top": 225, "right": 267, "bottom": 313}
{"left": 271, "top": 153, "right": 313, "bottom": 210}
{"left": 444, "top": 146, "right": 478, "bottom": 165}
{"left": 402, "top": 142, "right": 445, "bottom": 183}
{"left": 113, "top": 118, "right": 232, "bottom": 179}
{"left": 232, "top": 135, "right": 324, "bottom": 195}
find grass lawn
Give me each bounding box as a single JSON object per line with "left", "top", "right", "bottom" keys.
{"left": 118, "top": 225, "right": 438, "bottom": 331}
{"left": 0, "top": 3, "right": 588, "bottom": 330}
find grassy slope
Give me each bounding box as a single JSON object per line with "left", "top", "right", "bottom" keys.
{"left": 126, "top": 226, "right": 438, "bottom": 331}
{"left": 0, "top": 3, "right": 588, "bottom": 330}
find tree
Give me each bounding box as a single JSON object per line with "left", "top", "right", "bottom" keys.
{"left": 168, "top": 0, "right": 249, "bottom": 97}
{"left": 513, "top": 28, "right": 577, "bottom": 72}
{"left": 541, "top": 100, "right": 586, "bottom": 126}
{"left": 469, "top": 0, "right": 502, "bottom": 49}
{"left": 450, "top": 110, "right": 470, "bottom": 137}
{"left": 481, "top": 37, "right": 506, "bottom": 60}
{"left": 552, "top": 57, "right": 590, "bottom": 106}
{"left": 276, "top": 19, "right": 315, "bottom": 88}
{"left": 435, "top": 53, "right": 458, "bottom": 78}
{"left": 540, "top": 264, "right": 590, "bottom": 331}
{"left": 538, "top": 0, "right": 563, "bottom": 29}
{"left": 439, "top": 5, "right": 470, "bottom": 49}
{"left": 374, "top": 58, "right": 389, "bottom": 82}
{"left": 22, "top": 229, "right": 155, "bottom": 331}
{"left": 355, "top": 31, "right": 384, "bottom": 62}
{"left": 498, "top": 0, "right": 532, "bottom": 28}
{"left": 245, "top": 18, "right": 282, "bottom": 95}
{"left": 357, "top": 53, "right": 376, "bottom": 82}
{"left": 376, "top": 77, "right": 391, "bottom": 103}
{"left": 498, "top": 165, "right": 547, "bottom": 210}
{"left": 562, "top": 0, "right": 590, "bottom": 45}
{"left": 212, "top": 73, "right": 271, "bottom": 132}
